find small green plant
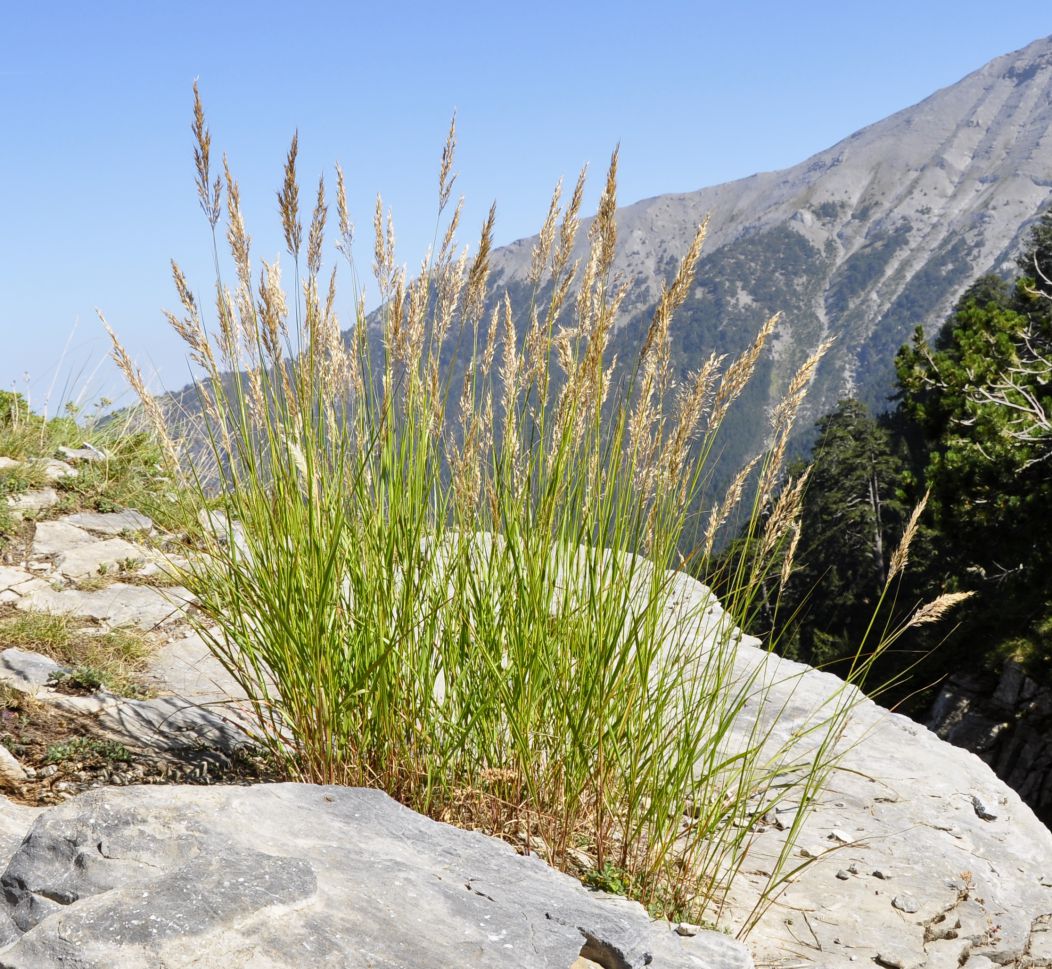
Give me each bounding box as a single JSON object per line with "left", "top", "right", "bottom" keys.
{"left": 48, "top": 665, "right": 105, "bottom": 693}
{"left": 44, "top": 736, "right": 132, "bottom": 765}
{"left": 584, "top": 863, "right": 635, "bottom": 897}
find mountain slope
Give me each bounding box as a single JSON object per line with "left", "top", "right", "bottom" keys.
{"left": 487, "top": 35, "right": 1052, "bottom": 453}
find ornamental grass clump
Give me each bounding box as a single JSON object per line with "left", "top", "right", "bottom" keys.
{"left": 106, "top": 87, "right": 965, "bottom": 932}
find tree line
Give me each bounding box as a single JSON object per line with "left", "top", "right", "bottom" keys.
{"left": 720, "top": 205, "right": 1052, "bottom": 710}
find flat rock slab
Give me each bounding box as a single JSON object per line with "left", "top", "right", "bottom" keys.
{"left": 0, "top": 784, "right": 751, "bottom": 968}
{"left": 144, "top": 631, "right": 247, "bottom": 705}
{"left": 46, "top": 692, "right": 249, "bottom": 757}
{"left": 0, "top": 568, "right": 38, "bottom": 595}
{"left": 17, "top": 583, "right": 191, "bottom": 630}
{"left": 0, "top": 649, "right": 65, "bottom": 692}
{"left": 5, "top": 489, "right": 57, "bottom": 517}
{"left": 60, "top": 510, "right": 154, "bottom": 536}
{"left": 52, "top": 537, "right": 144, "bottom": 579}
{"left": 29, "top": 520, "right": 95, "bottom": 558}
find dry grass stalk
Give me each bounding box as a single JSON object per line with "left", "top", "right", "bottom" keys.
{"left": 192, "top": 81, "right": 221, "bottom": 228}
{"left": 703, "top": 456, "right": 761, "bottom": 558}
{"left": 335, "top": 163, "right": 354, "bottom": 259}
{"left": 529, "top": 179, "right": 562, "bottom": 286}
{"left": 663, "top": 353, "right": 721, "bottom": 502}
{"left": 756, "top": 339, "right": 833, "bottom": 504}
{"left": 466, "top": 203, "right": 497, "bottom": 322}
{"left": 711, "top": 312, "right": 779, "bottom": 428}
{"left": 889, "top": 490, "right": 929, "bottom": 581}
{"left": 590, "top": 148, "right": 619, "bottom": 281}
{"left": 100, "top": 313, "right": 181, "bottom": 472}
{"left": 278, "top": 132, "right": 302, "bottom": 261}
{"left": 757, "top": 467, "right": 811, "bottom": 565}
{"left": 307, "top": 175, "right": 327, "bottom": 280}
{"left": 778, "top": 522, "right": 802, "bottom": 592}
{"left": 907, "top": 591, "right": 973, "bottom": 628}
{"left": 438, "top": 113, "right": 457, "bottom": 212}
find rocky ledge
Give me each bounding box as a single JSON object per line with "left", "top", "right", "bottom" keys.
{"left": 0, "top": 784, "right": 750, "bottom": 969}
{"left": 1, "top": 468, "right": 1051, "bottom": 967}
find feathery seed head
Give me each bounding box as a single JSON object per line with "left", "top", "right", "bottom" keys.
{"left": 278, "top": 132, "right": 302, "bottom": 260}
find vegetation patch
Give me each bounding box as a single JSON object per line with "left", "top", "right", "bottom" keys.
{"left": 99, "top": 89, "right": 967, "bottom": 934}
{"left": 0, "top": 610, "right": 152, "bottom": 697}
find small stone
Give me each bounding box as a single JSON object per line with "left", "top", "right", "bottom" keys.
{"left": 892, "top": 894, "right": 919, "bottom": 913}
{"left": 873, "top": 869, "right": 890, "bottom": 879}
{"left": 57, "top": 443, "right": 107, "bottom": 464}
{"left": 971, "top": 795, "right": 998, "bottom": 821}
{"left": 836, "top": 869, "right": 851, "bottom": 880}
{"left": 848, "top": 863, "right": 860, "bottom": 875}
{"left": 0, "top": 744, "right": 27, "bottom": 785}
{"left": 829, "top": 828, "right": 852, "bottom": 843}
{"left": 6, "top": 488, "right": 58, "bottom": 516}
{"left": 674, "top": 922, "right": 700, "bottom": 937}
{"left": 41, "top": 459, "right": 77, "bottom": 481}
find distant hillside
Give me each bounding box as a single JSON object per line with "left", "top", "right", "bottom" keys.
{"left": 475, "top": 35, "right": 1052, "bottom": 481}
{"left": 163, "top": 37, "right": 1052, "bottom": 494}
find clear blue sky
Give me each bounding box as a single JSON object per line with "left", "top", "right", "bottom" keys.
{"left": 2, "top": 1, "right": 1049, "bottom": 411}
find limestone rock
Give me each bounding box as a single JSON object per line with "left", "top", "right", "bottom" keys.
{"left": 40, "top": 460, "right": 76, "bottom": 482}
{"left": 0, "top": 745, "right": 27, "bottom": 786}
{"left": 5, "top": 489, "right": 58, "bottom": 517}
{"left": 60, "top": 509, "right": 154, "bottom": 536}
{"left": 0, "top": 458, "right": 20, "bottom": 471}
{"left": 17, "top": 582, "right": 190, "bottom": 630}
{"left": 144, "top": 631, "right": 247, "bottom": 704}
{"left": 0, "top": 784, "right": 752, "bottom": 968}
{"left": 662, "top": 571, "right": 1052, "bottom": 967}
{"left": 0, "top": 649, "right": 65, "bottom": 693}
{"left": 29, "top": 520, "right": 94, "bottom": 558}
{"left": 52, "top": 537, "right": 143, "bottom": 579}
{"left": 56, "top": 443, "right": 106, "bottom": 464}
{"left": 0, "top": 567, "right": 39, "bottom": 598}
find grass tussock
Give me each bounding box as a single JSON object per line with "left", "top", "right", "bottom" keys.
{"left": 105, "top": 88, "right": 967, "bottom": 933}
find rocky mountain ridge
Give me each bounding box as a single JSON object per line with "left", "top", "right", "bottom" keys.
{"left": 483, "top": 34, "right": 1052, "bottom": 475}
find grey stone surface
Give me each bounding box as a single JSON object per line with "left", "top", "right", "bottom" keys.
{"left": 660, "top": 570, "right": 1052, "bottom": 968}
{"left": 56, "top": 443, "right": 107, "bottom": 464}
{"left": 144, "top": 631, "right": 247, "bottom": 704}
{"left": 46, "top": 692, "right": 249, "bottom": 757}
{"left": 5, "top": 489, "right": 58, "bottom": 517}
{"left": 40, "top": 460, "right": 76, "bottom": 482}
{"left": 52, "top": 537, "right": 144, "bottom": 579}
{"left": 0, "top": 784, "right": 751, "bottom": 968}
{"left": 17, "top": 582, "right": 191, "bottom": 630}
{"left": 0, "top": 649, "right": 65, "bottom": 692}
{"left": 60, "top": 510, "right": 154, "bottom": 536}
{"left": 0, "top": 458, "right": 20, "bottom": 471}
{"left": 29, "top": 520, "right": 94, "bottom": 558}
{"left": 0, "top": 746, "right": 26, "bottom": 786}
{"left": 0, "top": 568, "right": 37, "bottom": 596}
